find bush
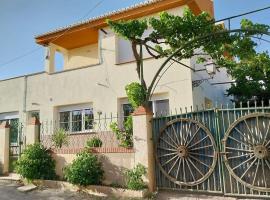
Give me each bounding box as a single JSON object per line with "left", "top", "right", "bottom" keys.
{"left": 110, "top": 116, "right": 133, "bottom": 147}
{"left": 86, "top": 137, "right": 103, "bottom": 148}
{"left": 64, "top": 151, "right": 104, "bottom": 186}
{"left": 125, "top": 82, "right": 146, "bottom": 108}
{"left": 125, "top": 163, "right": 147, "bottom": 190}
{"left": 52, "top": 128, "right": 69, "bottom": 148}
{"left": 15, "top": 143, "right": 56, "bottom": 180}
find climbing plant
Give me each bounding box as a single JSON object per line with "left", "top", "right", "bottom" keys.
{"left": 108, "top": 8, "right": 270, "bottom": 105}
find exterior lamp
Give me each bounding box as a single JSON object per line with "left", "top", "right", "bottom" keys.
{"left": 205, "top": 60, "right": 216, "bottom": 78}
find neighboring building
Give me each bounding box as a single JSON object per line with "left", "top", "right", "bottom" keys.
{"left": 0, "top": 0, "right": 230, "bottom": 135}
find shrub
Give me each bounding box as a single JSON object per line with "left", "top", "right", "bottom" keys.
{"left": 125, "top": 82, "right": 146, "bottom": 108}
{"left": 86, "top": 137, "right": 103, "bottom": 148}
{"left": 64, "top": 151, "right": 104, "bottom": 186}
{"left": 110, "top": 116, "right": 133, "bottom": 147}
{"left": 15, "top": 143, "right": 56, "bottom": 180}
{"left": 52, "top": 128, "right": 69, "bottom": 148}
{"left": 125, "top": 163, "right": 147, "bottom": 190}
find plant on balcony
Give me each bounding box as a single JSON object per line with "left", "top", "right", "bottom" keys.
{"left": 51, "top": 128, "right": 69, "bottom": 149}
{"left": 64, "top": 151, "right": 104, "bottom": 186}
{"left": 15, "top": 143, "right": 56, "bottom": 181}
{"left": 110, "top": 115, "right": 133, "bottom": 148}
{"left": 86, "top": 137, "right": 103, "bottom": 148}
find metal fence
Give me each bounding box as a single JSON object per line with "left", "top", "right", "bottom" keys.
{"left": 40, "top": 114, "right": 126, "bottom": 149}
{"left": 152, "top": 102, "right": 270, "bottom": 198}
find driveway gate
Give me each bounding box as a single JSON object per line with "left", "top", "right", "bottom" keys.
{"left": 153, "top": 105, "right": 270, "bottom": 198}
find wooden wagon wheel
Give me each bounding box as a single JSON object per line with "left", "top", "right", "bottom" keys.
{"left": 156, "top": 118, "right": 217, "bottom": 186}
{"left": 223, "top": 113, "right": 270, "bottom": 192}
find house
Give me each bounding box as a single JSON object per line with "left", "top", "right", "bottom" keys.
{"left": 0, "top": 0, "right": 230, "bottom": 142}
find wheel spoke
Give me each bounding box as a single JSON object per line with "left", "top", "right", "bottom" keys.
{"left": 158, "top": 152, "right": 177, "bottom": 158}
{"left": 165, "top": 130, "right": 179, "bottom": 147}
{"left": 162, "top": 154, "right": 179, "bottom": 166}
{"left": 188, "top": 135, "right": 209, "bottom": 149}
{"left": 263, "top": 119, "right": 270, "bottom": 145}
{"left": 227, "top": 153, "right": 253, "bottom": 160}
{"left": 168, "top": 157, "right": 180, "bottom": 175}
{"left": 244, "top": 119, "right": 257, "bottom": 144}
{"left": 160, "top": 137, "right": 178, "bottom": 149}
{"left": 189, "top": 154, "right": 210, "bottom": 169}
{"left": 265, "top": 159, "right": 270, "bottom": 171}
{"left": 234, "top": 127, "right": 254, "bottom": 146}
{"left": 187, "top": 157, "right": 204, "bottom": 177}
{"left": 176, "top": 158, "right": 183, "bottom": 180}
{"left": 228, "top": 135, "right": 252, "bottom": 148}
{"left": 232, "top": 155, "right": 255, "bottom": 170}
{"left": 226, "top": 147, "right": 253, "bottom": 153}
{"left": 171, "top": 124, "right": 181, "bottom": 145}
{"left": 240, "top": 157, "right": 257, "bottom": 179}
{"left": 183, "top": 121, "right": 192, "bottom": 145}
{"left": 190, "top": 144, "right": 213, "bottom": 151}
{"left": 252, "top": 159, "right": 260, "bottom": 186}
{"left": 261, "top": 159, "right": 267, "bottom": 188}
{"left": 189, "top": 152, "right": 214, "bottom": 158}
{"left": 185, "top": 127, "right": 201, "bottom": 147}
{"left": 185, "top": 159, "right": 196, "bottom": 182}
{"left": 158, "top": 147, "right": 177, "bottom": 152}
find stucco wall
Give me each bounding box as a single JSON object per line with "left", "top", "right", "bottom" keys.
{"left": 65, "top": 43, "right": 99, "bottom": 70}
{"left": 52, "top": 152, "right": 135, "bottom": 186}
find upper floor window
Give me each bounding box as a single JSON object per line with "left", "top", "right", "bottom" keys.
{"left": 59, "top": 105, "right": 94, "bottom": 133}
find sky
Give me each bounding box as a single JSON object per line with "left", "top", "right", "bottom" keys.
{"left": 0, "top": 0, "right": 269, "bottom": 80}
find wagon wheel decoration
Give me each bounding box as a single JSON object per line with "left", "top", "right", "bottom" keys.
{"left": 156, "top": 118, "right": 217, "bottom": 186}
{"left": 223, "top": 113, "right": 270, "bottom": 192}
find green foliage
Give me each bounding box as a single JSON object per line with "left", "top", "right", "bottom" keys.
{"left": 52, "top": 128, "right": 69, "bottom": 149}
{"left": 227, "top": 52, "right": 270, "bottom": 102}
{"left": 125, "top": 163, "right": 147, "bottom": 190}
{"left": 107, "top": 19, "right": 148, "bottom": 40}
{"left": 125, "top": 82, "right": 146, "bottom": 108}
{"left": 64, "top": 151, "right": 104, "bottom": 186}
{"left": 108, "top": 8, "right": 270, "bottom": 101}
{"left": 86, "top": 137, "right": 103, "bottom": 148}
{"left": 110, "top": 116, "right": 133, "bottom": 148}
{"left": 15, "top": 143, "right": 56, "bottom": 181}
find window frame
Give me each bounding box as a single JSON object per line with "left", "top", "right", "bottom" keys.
{"left": 59, "top": 107, "right": 94, "bottom": 133}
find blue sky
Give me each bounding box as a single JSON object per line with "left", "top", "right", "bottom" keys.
{"left": 0, "top": 0, "right": 269, "bottom": 80}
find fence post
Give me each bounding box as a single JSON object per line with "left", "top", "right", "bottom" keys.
{"left": 132, "top": 106, "right": 156, "bottom": 192}
{"left": 26, "top": 117, "right": 40, "bottom": 145}
{"left": 0, "top": 121, "right": 10, "bottom": 174}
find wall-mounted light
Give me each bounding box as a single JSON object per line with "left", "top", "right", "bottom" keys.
{"left": 205, "top": 59, "right": 216, "bottom": 78}
{"left": 45, "top": 47, "right": 50, "bottom": 60}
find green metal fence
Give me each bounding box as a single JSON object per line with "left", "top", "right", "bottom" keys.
{"left": 152, "top": 103, "right": 270, "bottom": 198}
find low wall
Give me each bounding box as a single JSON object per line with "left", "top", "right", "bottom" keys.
{"left": 51, "top": 147, "right": 135, "bottom": 186}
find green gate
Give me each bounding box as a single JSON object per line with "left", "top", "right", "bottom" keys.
{"left": 9, "top": 119, "right": 23, "bottom": 172}
{"left": 153, "top": 104, "right": 270, "bottom": 198}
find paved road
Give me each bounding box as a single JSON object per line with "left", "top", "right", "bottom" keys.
{"left": 0, "top": 182, "right": 119, "bottom": 200}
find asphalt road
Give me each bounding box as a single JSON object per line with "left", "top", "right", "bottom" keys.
{"left": 0, "top": 182, "right": 115, "bottom": 200}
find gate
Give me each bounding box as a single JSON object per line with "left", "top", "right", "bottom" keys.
{"left": 153, "top": 104, "right": 270, "bottom": 198}
{"left": 9, "top": 119, "right": 24, "bottom": 172}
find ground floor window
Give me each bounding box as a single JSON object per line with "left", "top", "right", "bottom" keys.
{"left": 59, "top": 108, "right": 94, "bottom": 133}
{"left": 122, "top": 99, "right": 169, "bottom": 118}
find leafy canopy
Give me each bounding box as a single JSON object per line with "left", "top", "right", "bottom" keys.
{"left": 108, "top": 8, "right": 270, "bottom": 103}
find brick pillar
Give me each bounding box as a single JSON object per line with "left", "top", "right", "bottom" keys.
{"left": 0, "top": 121, "right": 10, "bottom": 174}
{"left": 26, "top": 117, "right": 40, "bottom": 145}
{"left": 132, "top": 106, "right": 156, "bottom": 192}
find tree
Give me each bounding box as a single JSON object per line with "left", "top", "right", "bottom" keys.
{"left": 107, "top": 8, "right": 270, "bottom": 106}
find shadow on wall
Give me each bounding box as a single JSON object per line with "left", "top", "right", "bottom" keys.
{"left": 99, "top": 154, "right": 128, "bottom": 186}
{"left": 52, "top": 152, "right": 133, "bottom": 187}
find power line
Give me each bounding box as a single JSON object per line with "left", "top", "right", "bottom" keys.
{"left": 0, "top": 0, "right": 104, "bottom": 70}
{"left": 0, "top": 3, "right": 269, "bottom": 70}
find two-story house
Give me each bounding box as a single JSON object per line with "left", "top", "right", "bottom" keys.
{"left": 0, "top": 0, "right": 231, "bottom": 142}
